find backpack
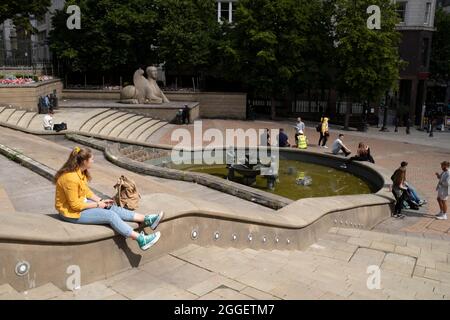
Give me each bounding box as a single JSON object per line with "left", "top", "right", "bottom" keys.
{"left": 53, "top": 122, "right": 67, "bottom": 132}
{"left": 316, "top": 122, "right": 322, "bottom": 132}
{"left": 113, "top": 175, "right": 141, "bottom": 210}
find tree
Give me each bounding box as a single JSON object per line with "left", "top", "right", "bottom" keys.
{"left": 0, "top": 0, "right": 50, "bottom": 30}
{"left": 334, "top": 0, "right": 402, "bottom": 129}
{"left": 156, "top": 0, "right": 220, "bottom": 88}
{"left": 222, "top": 0, "right": 315, "bottom": 119}
{"left": 50, "top": 0, "right": 160, "bottom": 77}
{"left": 430, "top": 8, "right": 450, "bottom": 103}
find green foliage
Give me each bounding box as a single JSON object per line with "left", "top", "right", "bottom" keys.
{"left": 50, "top": 0, "right": 160, "bottom": 73}
{"left": 431, "top": 8, "right": 450, "bottom": 83}
{"left": 220, "top": 0, "right": 319, "bottom": 96}
{"left": 156, "top": 0, "right": 220, "bottom": 75}
{"left": 334, "top": 0, "right": 402, "bottom": 102}
{"left": 0, "top": 0, "right": 51, "bottom": 30}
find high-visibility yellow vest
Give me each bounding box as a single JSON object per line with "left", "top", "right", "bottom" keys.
{"left": 297, "top": 135, "right": 307, "bottom": 149}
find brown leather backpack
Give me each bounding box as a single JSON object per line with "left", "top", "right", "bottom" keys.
{"left": 113, "top": 175, "right": 141, "bottom": 210}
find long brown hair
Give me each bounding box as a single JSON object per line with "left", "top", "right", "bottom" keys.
{"left": 54, "top": 147, "right": 92, "bottom": 183}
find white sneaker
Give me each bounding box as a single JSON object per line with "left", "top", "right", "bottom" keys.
{"left": 436, "top": 213, "right": 448, "bottom": 220}
{"left": 323, "top": 146, "right": 328, "bottom": 149}
{"left": 340, "top": 164, "right": 347, "bottom": 169}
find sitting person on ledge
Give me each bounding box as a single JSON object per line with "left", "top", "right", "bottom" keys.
{"left": 54, "top": 147, "right": 163, "bottom": 250}
{"left": 331, "top": 134, "right": 351, "bottom": 157}
{"left": 340, "top": 142, "right": 374, "bottom": 168}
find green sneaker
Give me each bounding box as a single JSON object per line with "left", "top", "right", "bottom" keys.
{"left": 144, "top": 211, "right": 164, "bottom": 230}
{"left": 137, "top": 231, "right": 161, "bottom": 250}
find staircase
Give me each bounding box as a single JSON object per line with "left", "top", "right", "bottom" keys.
{"left": 2, "top": 227, "right": 449, "bottom": 299}
{"left": 0, "top": 107, "right": 169, "bottom": 144}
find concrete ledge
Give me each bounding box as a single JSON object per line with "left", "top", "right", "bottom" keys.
{"left": 0, "top": 132, "right": 394, "bottom": 291}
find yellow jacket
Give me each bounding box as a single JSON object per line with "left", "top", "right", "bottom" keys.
{"left": 55, "top": 169, "right": 95, "bottom": 218}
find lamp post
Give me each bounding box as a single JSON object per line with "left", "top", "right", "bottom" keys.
{"left": 380, "top": 91, "right": 390, "bottom": 132}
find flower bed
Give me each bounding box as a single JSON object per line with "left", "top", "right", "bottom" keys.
{"left": 0, "top": 74, "right": 53, "bottom": 85}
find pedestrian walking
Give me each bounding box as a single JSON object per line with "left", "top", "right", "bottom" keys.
{"left": 318, "top": 117, "right": 329, "bottom": 148}
{"left": 435, "top": 161, "right": 450, "bottom": 220}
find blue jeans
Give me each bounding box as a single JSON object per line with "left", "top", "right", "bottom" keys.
{"left": 407, "top": 185, "right": 420, "bottom": 203}
{"left": 60, "top": 203, "right": 136, "bottom": 238}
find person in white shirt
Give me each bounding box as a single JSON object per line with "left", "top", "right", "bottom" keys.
{"left": 294, "top": 117, "right": 305, "bottom": 144}
{"left": 331, "top": 134, "right": 351, "bottom": 156}
{"left": 43, "top": 110, "right": 54, "bottom": 130}
{"left": 436, "top": 161, "right": 450, "bottom": 220}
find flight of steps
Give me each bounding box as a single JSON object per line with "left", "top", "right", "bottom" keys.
{"left": 0, "top": 185, "right": 15, "bottom": 213}
{"left": 2, "top": 228, "right": 448, "bottom": 300}
{"left": 0, "top": 107, "right": 168, "bottom": 143}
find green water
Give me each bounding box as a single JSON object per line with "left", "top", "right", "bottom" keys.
{"left": 170, "top": 160, "right": 373, "bottom": 200}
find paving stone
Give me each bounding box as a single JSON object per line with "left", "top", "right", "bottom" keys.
{"left": 102, "top": 294, "right": 129, "bottom": 300}
{"left": 198, "top": 292, "right": 224, "bottom": 300}
{"left": 424, "top": 268, "right": 450, "bottom": 284}
{"left": 102, "top": 268, "right": 141, "bottom": 287}
{"left": 270, "top": 280, "right": 325, "bottom": 300}
{"left": 209, "top": 287, "right": 254, "bottom": 300}
{"left": 22, "top": 283, "right": 63, "bottom": 300}
{"left": 108, "top": 270, "right": 167, "bottom": 299}
{"left": 381, "top": 253, "right": 416, "bottom": 277}
{"left": 134, "top": 284, "right": 198, "bottom": 300}
{"left": 240, "top": 286, "right": 280, "bottom": 300}
{"left": 349, "top": 248, "right": 385, "bottom": 267}
{"left": 140, "top": 255, "right": 187, "bottom": 277}
{"left": 394, "top": 245, "right": 420, "bottom": 258}
{"left": 370, "top": 241, "right": 396, "bottom": 253}
{"left": 435, "top": 262, "right": 450, "bottom": 274}
{"left": 347, "top": 236, "right": 372, "bottom": 248}
{"left": 55, "top": 282, "right": 118, "bottom": 300}
{"left": 156, "top": 263, "right": 215, "bottom": 291}
{"left": 413, "top": 265, "right": 426, "bottom": 278}
{"left": 382, "top": 234, "right": 407, "bottom": 247}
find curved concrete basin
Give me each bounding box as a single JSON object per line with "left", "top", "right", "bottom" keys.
{"left": 0, "top": 130, "right": 395, "bottom": 291}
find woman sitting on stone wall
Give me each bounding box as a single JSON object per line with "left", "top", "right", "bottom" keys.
{"left": 54, "top": 147, "right": 163, "bottom": 250}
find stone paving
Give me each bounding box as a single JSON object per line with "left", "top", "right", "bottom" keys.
{"left": 156, "top": 119, "right": 450, "bottom": 237}
{"left": 1, "top": 117, "right": 450, "bottom": 300}
{"left": 2, "top": 227, "right": 450, "bottom": 300}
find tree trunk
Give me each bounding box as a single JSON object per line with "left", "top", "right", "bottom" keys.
{"left": 271, "top": 96, "right": 276, "bottom": 120}
{"left": 344, "top": 96, "right": 352, "bottom": 130}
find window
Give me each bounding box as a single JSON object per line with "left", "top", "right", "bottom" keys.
{"left": 422, "top": 38, "right": 430, "bottom": 67}
{"left": 217, "top": 1, "right": 233, "bottom": 23}
{"left": 396, "top": 1, "right": 407, "bottom": 23}
{"left": 424, "top": 2, "right": 432, "bottom": 24}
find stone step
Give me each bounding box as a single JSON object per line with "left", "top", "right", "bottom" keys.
{"left": 117, "top": 117, "right": 151, "bottom": 139}
{"left": 99, "top": 113, "right": 136, "bottom": 136}
{"left": 108, "top": 115, "right": 144, "bottom": 137}
{"left": 0, "top": 186, "right": 15, "bottom": 213}
{"left": 79, "top": 110, "right": 119, "bottom": 133}
{"left": 7, "top": 110, "right": 26, "bottom": 126}
{"left": 17, "top": 112, "right": 37, "bottom": 128}
{"left": 21, "top": 283, "right": 64, "bottom": 300}
{"left": 0, "top": 284, "right": 23, "bottom": 300}
{"left": 0, "top": 108, "right": 15, "bottom": 122}
{"left": 89, "top": 111, "right": 127, "bottom": 134}
{"left": 140, "top": 121, "right": 168, "bottom": 142}
{"left": 127, "top": 119, "right": 159, "bottom": 141}
{"left": 0, "top": 106, "right": 6, "bottom": 114}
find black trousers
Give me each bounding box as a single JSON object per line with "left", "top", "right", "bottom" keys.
{"left": 318, "top": 132, "right": 328, "bottom": 146}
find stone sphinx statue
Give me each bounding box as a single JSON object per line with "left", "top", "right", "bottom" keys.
{"left": 120, "top": 66, "right": 169, "bottom": 104}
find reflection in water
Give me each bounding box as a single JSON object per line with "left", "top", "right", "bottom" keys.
{"left": 169, "top": 160, "right": 373, "bottom": 200}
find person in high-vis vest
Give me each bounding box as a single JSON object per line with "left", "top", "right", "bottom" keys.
{"left": 296, "top": 130, "right": 308, "bottom": 149}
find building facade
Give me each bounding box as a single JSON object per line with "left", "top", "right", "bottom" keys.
{"left": 0, "top": 0, "right": 65, "bottom": 68}
{"left": 396, "top": 0, "right": 437, "bottom": 124}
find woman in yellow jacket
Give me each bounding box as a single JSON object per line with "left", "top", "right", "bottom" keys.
{"left": 318, "top": 117, "right": 329, "bottom": 148}
{"left": 55, "top": 147, "right": 163, "bottom": 250}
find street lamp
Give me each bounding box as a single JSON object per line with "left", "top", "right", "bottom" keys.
{"left": 380, "top": 90, "right": 390, "bottom": 132}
